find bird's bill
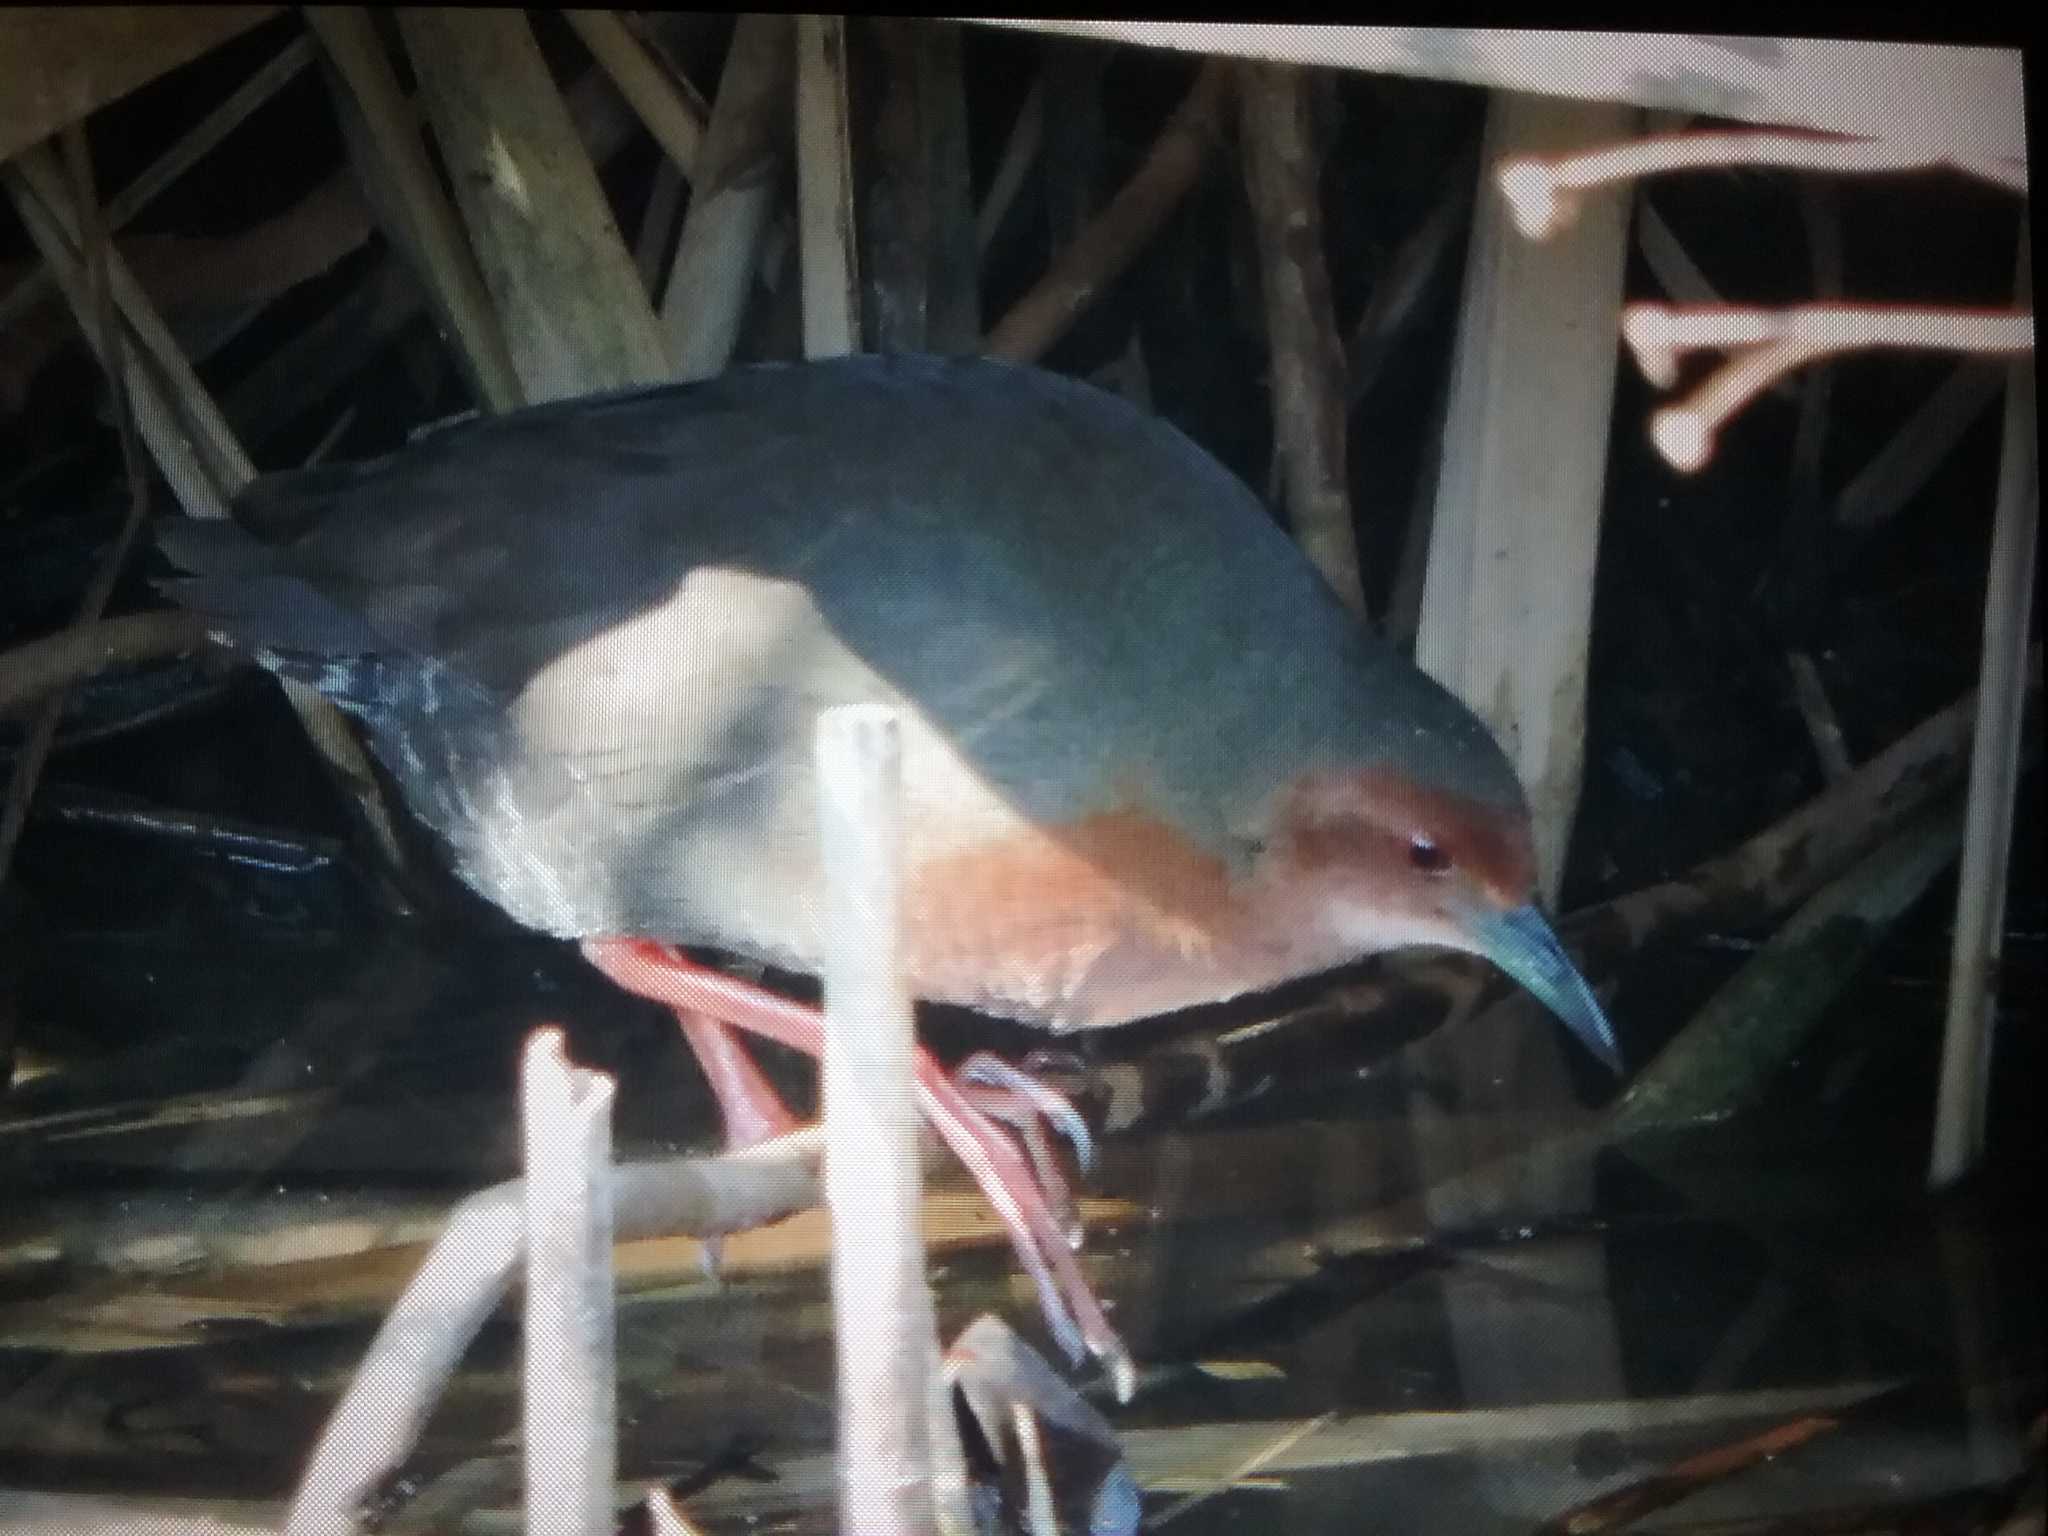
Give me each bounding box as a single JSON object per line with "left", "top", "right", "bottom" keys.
{"left": 1470, "top": 903, "right": 1622, "bottom": 1073}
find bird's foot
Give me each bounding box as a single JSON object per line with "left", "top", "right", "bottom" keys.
{"left": 673, "top": 1007, "right": 803, "bottom": 1150}
{"left": 580, "top": 938, "right": 1136, "bottom": 1402}
{"left": 956, "top": 1052, "right": 1092, "bottom": 1248}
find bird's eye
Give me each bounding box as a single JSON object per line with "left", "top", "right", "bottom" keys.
{"left": 1408, "top": 833, "right": 1451, "bottom": 874}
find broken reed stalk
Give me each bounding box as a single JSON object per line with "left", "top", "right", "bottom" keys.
{"left": 305, "top": 5, "right": 524, "bottom": 411}
{"left": 9, "top": 142, "right": 415, "bottom": 882}
{"left": 796, "top": 14, "right": 862, "bottom": 359}
{"left": 0, "top": 134, "right": 146, "bottom": 899}
{"left": 16, "top": 155, "right": 256, "bottom": 493}
{"left": 563, "top": 9, "right": 707, "bottom": 179}
{"left": 662, "top": 13, "right": 794, "bottom": 378}
{"left": 1931, "top": 272, "right": 2036, "bottom": 1189}
{"left": 521, "top": 1030, "right": 618, "bottom": 1536}
{"left": 396, "top": 8, "right": 670, "bottom": 401}
{"left": 815, "top": 705, "right": 975, "bottom": 1536}
{"left": 984, "top": 58, "right": 1228, "bottom": 363}
{"left": 0, "top": 31, "right": 316, "bottom": 332}
{"left": 216, "top": 54, "right": 667, "bottom": 447}
{"left": 281, "top": 1133, "right": 822, "bottom": 1536}
{"left": 1238, "top": 59, "right": 1365, "bottom": 616}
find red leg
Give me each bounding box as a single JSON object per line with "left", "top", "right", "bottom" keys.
{"left": 581, "top": 937, "right": 1133, "bottom": 1398}
{"left": 675, "top": 1010, "right": 802, "bottom": 1149}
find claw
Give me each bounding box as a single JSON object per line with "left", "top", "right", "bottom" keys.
{"left": 581, "top": 938, "right": 1137, "bottom": 1400}
{"left": 958, "top": 1052, "right": 1095, "bottom": 1174}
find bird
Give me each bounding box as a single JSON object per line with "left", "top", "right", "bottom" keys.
{"left": 156, "top": 351, "right": 1618, "bottom": 1394}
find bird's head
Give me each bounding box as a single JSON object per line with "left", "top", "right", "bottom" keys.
{"left": 1260, "top": 767, "right": 1621, "bottom": 1072}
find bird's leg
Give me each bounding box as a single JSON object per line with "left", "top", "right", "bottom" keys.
{"left": 666, "top": 1009, "right": 803, "bottom": 1282}
{"left": 956, "top": 1053, "right": 1093, "bottom": 1247}
{"left": 580, "top": 938, "right": 1135, "bottom": 1399}
{"left": 673, "top": 1010, "right": 804, "bottom": 1149}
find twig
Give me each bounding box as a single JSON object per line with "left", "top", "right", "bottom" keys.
{"left": 661, "top": 14, "right": 793, "bottom": 379}
{"left": 31, "top": 785, "right": 348, "bottom": 876}
{"left": 1786, "top": 651, "right": 1854, "bottom": 783}
{"left": 1239, "top": 60, "right": 1363, "bottom": 615}
{"left": 1635, "top": 199, "right": 1798, "bottom": 408}
{"left": 0, "top": 31, "right": 317, "bottom": 334}
{"left": 1610, "top": 805, "right": 1965, "bottom": 1137}
{"left": 521, "top": 1030, "right": 618, "bottom": 1536}
{"left": 0, "top": 132, "right": 151, "bottom": 901}
{"left": 1772, "top": 179, "right": 1843, "bottom": 624}
{"left": 795, "top": 14, "right": 861, "bottom": 358}
{"left": 396, "top": 8, "right": 671, "bottom": 401}
{"left": 644, "top": 1485, "right": 711, "bottom": 1536}
{"left": 1932, "top": 241, "right": 2036, "bottom": 1189}
{"left": 1149, "top": 1411, "right": 1337, "bottom": 1527}
{"left": 0, "top": 611, "right": 212, "bottom": 720}
{"left": 12, "top": 149, "right": 258, "bottom": 494}
{"left": 975, "top": 76, "right": 1043, "bottom": 255}
{"left": 1532, "top": 1412, "right": 1842, "bottom": 1535}
{"left": 563, "top": 9, "right": 707, "bottom": 180}
{"left": 1560, "top": 658, "right": 2037, "bottom": 979}
{"left": 984, "top": 59, "right": 1227, "bottom": 363}
{"left": 1498, "top": 129, "right": 2026, "bottom": 243}
{"left": 1634, "top": 199, "right": 1720, "bottom": 308}
{"left": 1382, "top": 367, "right": 1449, "bottom": 651}
{"left": 1634, "top": 303, "right": 2031, "bottom": 473}
{"left": 3, "top": 173, "right": 376, "bottom": 411}
{"left": 281, "top": 1131, "right": 821, "bottom": 1536}
{"left": 1835, "top": 360, "right": 2008, "bottom": 530}
{"left": 305, "top": 5, "right": 524, "bottom": 412}
{"left": 1346, "top": 140, "right": 1475, "bottom": 404}
{"left": 3, "top": 152, "right": 242, "bottom": 510}
{"left": 9, "top": 141, "right": 415, "bottom": 886}
{"left": 1627, "top": 304, "right": 2034, "bottom": 388}
{"left": 214, "top": 55, "right": 660, "bottom": 447}
{"left": 300, "top": 404, "right": 357, "bottom": 467}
